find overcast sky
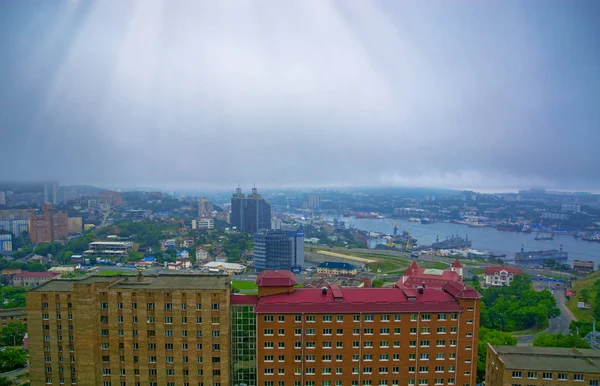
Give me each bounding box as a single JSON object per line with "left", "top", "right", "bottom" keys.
{"left": 1, "top": 1, "right": 599, "bottom": 192}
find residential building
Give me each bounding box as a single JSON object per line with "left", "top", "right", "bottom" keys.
{"left": 1, "top": 268, "right": 22, "bottom": 285}
{"left": 161, "top": 239, "right": 178, "bottom": 251}
{"left": 192, "top": 219, "right": 197, "bottom": 230}
{"left": 177, "top": 249, "right": 190, "bottom": 259}
{"left": 98, "top": 190, "right": 123, "bottom": 206}
{"left": 213, "top": 211, "right": 230, "bottom": 224}
{"left": 0, "top": 308, "right": 27, "bottom": 330}
{"left": 308, "top": 194, "right": 321, "bottom": 208}
{"left": 0, "top": 209, "right": 30, "bottom": 221}
{"left": 67, "top": 217, "right": 83, "bottom": 234}
{"left": 0, "top": 219, "right": 29, "bottom": 236}
{"left": 13, "top": 272, "right": 60, "bottom": 288}
{"left": 198, "top": 218, "right": 214, "bottom": 230}
{"left": 203, "top": 261, "right": 246, "bottom": 275}
{"left": 44, "top": 182, "right": 58, "bottom": 205}
{"left": 29, "top": 205, "right": 69, "bottom": 244}
{"left": 561, "top": 204, "right": 581, "bottom": 213}
{"left": 573, "top": 260, "right": 595, "bottom": 274}
{"left": 196, "top": 246, "right": 210, "bottom": 264}
{"left": 84, "top": 241, "right": 133, "bottom": 258}
{"left": 0, "top": 234, "right": 12, "bottom": 252}
{"left": 253, "top": 230, "right": 304, "bottom": 273}
{"left": 198, "top": 198, "right": 214, "bottom": 218}
{"left": 541, "top": 211, "right": 569, "bottom": 220}
{"left": 181, "top": 238, "right": 195, "bottom": 249}
{"left": 316, "top": 261, "right": 358, "bottom": 276}
{"left": 398, "top": 261, "right": 462, "bottom": 287}
{"left": 240, "top": 270, "right": 481, "bottom": 386}
{"left": 26, "top": 274, "right": 231, "bottom": 386}
{"left": 271, "top": 217, "right": 283, "bottom": 230}
{"left": 231, "top": 186, "right": 271, "bottom": 234}
{"left": 486, "top": 345, "right": 600, "bottom": 386}
{"left": 48, "top": 266, "right": 76, "bottom": 274}
{"left": 484, "top": 266, "right": 522, "bottom": 287}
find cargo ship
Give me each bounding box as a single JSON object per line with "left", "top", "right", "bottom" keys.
{"left": 513, "top": 244, "right": 568, "bottom": 263}
{"left": 431, "top": 234, "right": 472, "bottom": 250}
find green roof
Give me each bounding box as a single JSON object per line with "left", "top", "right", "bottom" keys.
{"left": 490, "top": 344, "right": 600, "bottom": 373}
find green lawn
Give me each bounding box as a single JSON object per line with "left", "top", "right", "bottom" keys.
{"left": 232, "top": 281, "right": 258, "bottom": 290}
{"left": 97, "top": 270, "right": 126, "bottom": 276}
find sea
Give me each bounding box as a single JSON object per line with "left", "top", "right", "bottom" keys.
{"left": 325, "top": 216, "right": 600, "bottom": 265}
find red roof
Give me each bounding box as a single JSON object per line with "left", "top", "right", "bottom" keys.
{"left": 255, "top": 286, "right": 463, "bottom": 314}
{"left": 231, "top": 294, "right": 258, "bottom": 305}
{"left": 442, "top": 280, "right": 482, "bottom": 299}
{"left": 484, "top": 266, "right": 522, "bottom": 276}
{"left": 451, "top": 259, "right": 463, "bottom": 268}
{"left": 14, "top": 272, "right": 60, "bottom": 278}
{"left": 399, "top": 261, "right": 461, "bottom": 288}
{"left": 256, "top": 270, "right": 298, "bottom": 287}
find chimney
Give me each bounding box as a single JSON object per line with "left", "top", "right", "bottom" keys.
{"left": 321, "top": 286, "right": 328, "bottom": 296}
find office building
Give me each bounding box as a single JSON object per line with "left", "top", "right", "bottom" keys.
{"left": 483, "top": 266, "right": 522, "bottom": 287}
{"left": 29, "top": 205, "right": 69, "bottom": 244}
{"left": 253, "top": 230, "right": 304, "bottom": 273}
{"left": 0, "top": 234, "right": 12, "bottom": 252}
{"left": 231, "top": 186, "right": 271, "bottom": 234}
{"left": 486, "top": 345, "right": 600, "bottom": 386}
{"left": 44, "top": 182, "right": 58, "bottom": 205}
{"left": 198, "top": 218, "right": 214, "bottom": 230}
{"left": 68, "top": 217, "right": 83, "bottom": 234}
{"left": 198, "top": 198, "right": 214, "bottom": 218}
{"left": 27, "top": 274, "right": 231, "bottom": 386}
{"left": 239, "top": 270, "right": 481, "bottom": 386}
{"left": 13, "top": 272, "right": 61, "bottom": 288}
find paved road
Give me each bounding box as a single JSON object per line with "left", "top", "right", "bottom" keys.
{"left": 0, "top": 365, "right": 28, "bottom": 381}
{"left": 517, "top": 282, "right": 575, "bottom": 346}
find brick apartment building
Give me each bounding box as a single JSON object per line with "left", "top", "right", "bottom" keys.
{"left": 232, "top": 269, "right": 481, "bottom": 386}
{"left": 26, "top": 274, "right": 231, "bottom": 386}
{"left": 29, "top": 205, "right": 69, "bottom": 244}
{"left": 0, "top": 308, "right": 27, "bottom": 330}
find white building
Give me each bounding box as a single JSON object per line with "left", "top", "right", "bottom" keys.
{"left": 198, "top": 218, "right": 214, "bottom": 229}
{"left": 484, "top": 266, "right": 522, "bottom": 287}
{"left": 271, "top": 218, "right": 283, "bottom": 230}
{"left": 84, "top": 241, "right": 133, "bottom": 258}
{"left": 191, "top": 219, "right": 198, "bottom": 230}
{"left": 0, "top": 234, "right": 12, "bottom": 252}
{"left": 196, "top": 246, "right": 210, "bottom": 263}
{"left": 561, "top": 204, "right": 581, "bottom": 213}
{"left": 48, "top": 266, "right": 76, "bottom": 274}
{"left": 202, "top": 261, "right": 246, "bottom": 274}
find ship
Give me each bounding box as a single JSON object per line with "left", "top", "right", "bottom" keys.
{"left": 513, "top": 244, "right": 568, "bottom": 262}
{"left": 408, "top": 217, "right": 421, "bottom": 222}
{"left": 495, "top": 223, "right": 523, "bottom": 232}
{"left": 534, "top": 233, "right": 554, "bottom": 241}
{"left": 355, "top": 212, "right": 380, "bottom": 219}
{"left": 582, "top": 233, "right": 600, "bottom": 242}
{"left": 392, "top": 230, "right": 417, "bottom": 246}
{"left": 421, "top": 218, "right": 433, "bottom": 224}
{"left": 431, "top": 234, "right": 472, "bottom": 250}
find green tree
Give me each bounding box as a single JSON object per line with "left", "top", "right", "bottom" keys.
{"left": 372, "top": 279, "right": 386, "bottom": 288}
{"left": 533, "top": 333, "right": 590, "bottom": 348}
{"left": 0, "top": 286, "right": 26, "bottom": 309}
{"left": 579, "top": 287, "right": 591, "bottom": 304}
{"left": 0, "top": 322, "right": 26, "bottom": 347}
{"left": 570, "top": 320, "right": 594, "bottom": 338}
{"left": 0, "top": 347, "right": 27, "bottom": 372}
{"left": 477, "top": 327, "right": 517, "bottom": 382}
{"left": 0, "top": 377, "right": 12, "bottom": 386}
{"left": 126, "top": 251, "right": 144, "bottom": 262}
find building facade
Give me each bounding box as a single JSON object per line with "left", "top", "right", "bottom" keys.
{"left": 231, "top": 186, "right": 271, "bottom": 234}
{"left": 68, "top": 217, "right": 83, "bottom": 234}
{"left": 486, "top": 345, "right": 600, "bottom": 386}
{"left": 249, "top": 270, "right": 481, "bottom": 386}
{"left": 27, "top": 274, "right": 231, "bottom": 386}
{"left": 253, "top": 230, "right": 304, "bottom": 273}
{"left": 0, "top": 308, "right": 27, "bottom": 331}
{"left": 199, "top": 219, "right": 215, "bottom": 230}
{"left": 198, "top": 198, "right": 214, "bottom": 219}
{"left": 483, "top": 266, "right": 522, "bottom": 287}
{"left": 573, "top": 260, "right": 595, "bottom": 274}
{"left": 0, "top": 219, "right": 29, "bottom": 237}
{"left": 316, "top": 261, "right": 358, "bottom": 276}
{"left": 0, "top": 234, "right": 12, "bottom": 252}
{"left": 29, "top": 205, "right": 69, "bottom": 244}
{"left": 85, "top": 241, "right": 134, "bottom": 258}
{"left": 13, "top": 272, "right": 61, "bottom": 288}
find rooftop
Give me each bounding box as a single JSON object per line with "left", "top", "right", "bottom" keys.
{"left": 490, "top": 345, "right": 600, "bottom": 373}
{"left": 14, "top": 272, "right": 60, "bottom": 278}
{"left": 30, "top": 274, "right": 230, "bottom": 292}
{"left": 0, "top": 308, "right": 26, "bottom": 316}
{"left": 317, "top": 261, "right": 357, "bottom": 270}
{"left": 256, "top": 270, "right": 298, "bottom": 287}
{"left": 203, "top": 261, "right": 246, "bottom": 270}
{"left": 484, "top": 266, "right": 522, "bottom": 275}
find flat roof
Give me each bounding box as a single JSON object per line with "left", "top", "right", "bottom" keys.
{"left": 31, "top": 274, "right": 230, "bottom": 292}
{"left": 0, "top": 308, "right": 26, "bottom": 316}
{"left": 490, "top": 345, "right": 600, "bottom": 373}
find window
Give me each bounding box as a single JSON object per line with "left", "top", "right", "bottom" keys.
{"left": 438, "top": 313, "right": 447, "bottom": 320}
{"left": 353, "top": 329, "right": 360, "bottom": 335}
{"left": 306, "top": 329, "right": 316, "bottom": 335}
{"left": 558, "top": 374, "right": 568, "bottom": 381}
{"left": 278, "top": 329, "right": 285, "bottom": 336}
{"left": 451, "top": 327, "right": 457, "bottom": 334}
{"left": 381, "top": 328, "right": 390, "bottom": 335}
{"left": 278, "top": 315, "right": 285, "bottom": 322}
{"left": 211, "top": 303, "right": 219, "bottom": 311}
{"left": 363, "top": 341, "right": 373, "bottom": 348}
{"left": 394, "top": 328, "right": 401, "bottom": 335}
{"left": 450, "top": 340, "right": 457, "bottom": 347}
{"left": 264, "top": 316, "right": 274, "bottom": 322}
{"left": 421, "top": 327, "right": 430, "bottom": 334}
{"left": 451, "top": 313, "right": 458, "bottom": 320}
{"left": 364, "top": 328, "right": 374, "bottom": 335}
{"left": 436, "top": 340, "right": 446, "bottom": 347}
{"left": 527, "top": 372, "right": 537, "bottom": 379}
{"left": 264, "top": 342, "right": 274, "bottom": 349}
{"left": 336, "top": 354, "right": 343, "bottom": 361}
{"left": 197, "top": 316, "right": 202, "bottom": 324}
{"left": 419, "top": 366, "right": 428, "bottom": 373}
{"left": 264, "top": 329, "right": 274, "bottom": 336}
{"left": 364, "top": 315, "right": 373, "bottom": 322}
{"left": 380, "top": 354, "right": 388, "bottom": 361}
{"left": 410, "top": 314, "right": 417, "bottom": 321}
{"left": 337, "top": 315, "right": 344, "bottom": 322}
{"left": 306, "top": 342, "right": 315, "bottom": 348}
{"left": 435, "top": 366, "right": 443, "bottom": 373}
{"left": 437, "top": 327, "right": 446, "bottom": 334}
{"left": 336, "top": 329, "right": 343, "bottom": 335}
{"left": 393, "top": 353, "right": 400, "bottom": 361}
{"left": 323, "top": 315, "right": 332, "bottom": 322}
{"left": 363, "top": 367, "right": 372, "bottom": 374}
{"left": 306, "top": 315, "right": 316, "bottom": 322}
{"left": 420, "top": 353, "right": 429, "bottom": 360}
{"left": 306, "top": 368, "right": 315, "bottom": 375}
{"left": 381, "top": 315, "right": 390, "bottom": 322}
{"left": 574, "top": 374, "right": 584, "bottom": 381}
{"left": 353, "top": 315, "right": 360, "bottom": 322}
{"left": 322, "top": 342, "right": 332, "bottom": 348}
{"left": 264, "top": 368, "right": 274, "bottom": 375}
{"left": 512, "top": 371, "right": 522, "bottom": 379}
{"left": 295, "top": 315, "right": 302, "bottom": 322}
{"left": 589, "top": 381, "right": 598, "bottom": 386}
{"left": 420, "top": 340, "right": 430, "bottom": 347}
{"left": 379, "top": 367, "right": 388, "bottom": 374}
{"left": 363, "top": 354, "right": 373, "bottom": 361}
{"left": 421, "top": 314, "right": 431, "bottom": 321}
{"left": 322, "top": 368, "right": 331, "bottom": 375}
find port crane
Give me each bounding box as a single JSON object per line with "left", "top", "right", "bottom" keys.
{"left": 405, "top": 230, "right": 411, "bottom": 252}
{"left": 392, "top": 221, "right": 398, "bottom": 236}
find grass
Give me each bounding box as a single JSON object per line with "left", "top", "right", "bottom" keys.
{"left": 97, "top": 270, "right": 126, "bottom": 276}
{"left": 565, "top": 272, "right": 600, "bottom": 322}
{"left": 232, "top": 281, "right": 258, "bottom": 290}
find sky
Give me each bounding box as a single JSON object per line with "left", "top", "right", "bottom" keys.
{"left": 0, "top": 1, "right": 599, "bottom": 192}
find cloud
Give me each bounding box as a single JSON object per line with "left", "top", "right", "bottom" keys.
{"left": 0, "top": 0, "right": 599, "bottom": 191}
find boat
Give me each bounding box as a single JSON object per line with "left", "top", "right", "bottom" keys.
{"left": 421, "top": 218, "right": 433, "bottom": 224}
{"left": 431, "top": 234, "right": 472, "bottom": 250}
{"left": 495, "top": 223, "right": 523, "bottom": 232}
{"left": 408, "top": 217, "right": 420, "bottom": 222}
{"left": 582, "top": 233, "right": 600, "bottom": 242}
{"left": 513, "top": 244, "right": 568, "bottom": 262}
{"left": 355, "top": 212, "right": 380, "bottom": 219}
{"left": 534, "top": 233, "right": 554, "bottom": 241}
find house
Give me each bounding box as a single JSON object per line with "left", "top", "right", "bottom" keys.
{"left": 484, "top": 266, "right": 522, "bottom": 287}
{"left": 48, "top": 266, "right": 76, "bottom": 274}
{"left": 450, "top": 259, "right": 464, "bottom": 278}
{"left": 181, "top": 238, "right": 195, "bottom": 248}
{"left": 176, "top": 249, "right": 190, "bottom": 259}
{"left": 316, "top": 261, "right": 358, "bottom": 276}
{"left": 13, "top": 272, "right": 60, "bottom": 288}
{"left": 196, "top": 246, "right": 210, "bottom": 264}
{"left": 397, "top": 261, "right": 461, "bottom": 288}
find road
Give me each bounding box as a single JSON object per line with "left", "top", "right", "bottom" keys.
{"left": 517, "top": 282, "right": 575, "bottom": 346}
{"left": 0, "top": 365, "right": 28, "bottom": 382}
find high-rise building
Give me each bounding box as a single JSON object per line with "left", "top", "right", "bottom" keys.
{"left": 198, "top": 218, "right": 214, "bottom": 230}
{"left": 198, "top": 198, "right": 214, "bottom": 218}
{"left": 0, "top": 191, "right": 5, "bottom": 206}
{"left": 27, "top": 274, "right": 231, "bottom": 386}
{"left": 0, "top": 234, "right": 12, "bottom": 252}
{"left": 29, "top": 205, "right": 69, "bottom": 244}
{"left": 67, "top": 217, "right": 83, "bottom": 234}
{"left": 231, "top": 186, "right": 271, "bottom": 234}
{"left": 253, "top": 230, "right": 304, "bottom": 273}
{"left": 98, "top": 191, "right": 123, "bottom": 206}
{"left": 0, "top": 219, "right": 29, "bottom": 237}
{"left": 230, "top": 269, "right": 482, "bottom": 386}
{"left": 308, "top": 194, "right": 321, "bottom": 208}
{"left": 44, "top": 182, "right": 58, "bottom": 205}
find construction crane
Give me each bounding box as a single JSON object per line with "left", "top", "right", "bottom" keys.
{"left": 405, "top": 229, "right": 411, "bottom": 252}
{"left": 392, "top": 221, "right": 398, "bottom": 236}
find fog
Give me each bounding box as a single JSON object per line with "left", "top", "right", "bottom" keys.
{"left": 1, "top": 1, "right": 599, "bottom": 191}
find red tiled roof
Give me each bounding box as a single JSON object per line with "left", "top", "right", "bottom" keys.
{"left": 484, "top": 266, "right": 522, "bottom": 276}
{"left": 451, "top": 259, "right": 463, "bottom": 268}
{"left": 396, "top": 268, "right": 461, "bottom": 289}
{"left": 231, "top": 294, "right": 258, "bottom": 305}
{"left": 255, "top": 286, "right": 463, "bottom": 314}
{"left": 442, "top": 280, "right": 482, "bottom": 299}
{"left": 14, "top": 272, "right": 60, "bottom": 278}
{"left": 256, "top": 270, "right": 298, "bottom": 287}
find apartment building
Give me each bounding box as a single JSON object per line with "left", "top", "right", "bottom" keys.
{"left": 13, "top": 271, "right": 61, "bottom": 288}
{"left": 29, "top": 205, "right": 69, "bottom": 244}
{"left": 486, "top": 345, "right": 600, "bottom": 386}
{"left": 0, "top": 308, "right": 27, "bottom": 330}
{"left": 27, "top": 273, "right": 231, "bottom": 386}
{"left": 235, "top": 270, "right": 481, "bottom": 386}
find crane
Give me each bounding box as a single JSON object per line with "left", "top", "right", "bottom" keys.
{"left": 405, "top": 229, "right": 411, "bottom": 252}
{"left": 392, "top": 221, "right": 398, "bottom": 236}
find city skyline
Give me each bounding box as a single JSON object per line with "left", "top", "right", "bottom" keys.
{"left": 1, "top": 1, "right": 599, "bottom": 191}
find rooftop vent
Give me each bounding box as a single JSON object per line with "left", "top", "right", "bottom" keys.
{"left": 417, "top": 286, "right": 424, "bottom": 295}
{"left": 321, "top": 286, "right": 328, "bottom": 296}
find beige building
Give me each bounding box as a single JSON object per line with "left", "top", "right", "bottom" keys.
{"left": 0, "top": 308, "right": 27, "bottom": 330}
{"left": 316, "top": 261, "right": 358, "bottom": 276}
{"left": 27, "top": 273, "right": 231, "bottom": 386}
{"left": 68, "top": 217, "right": 83, "bottom": 234}
{"left": 13, "top": 272, "right": 61, "bottom": 288}
{"left": 486, "top": 344, "right": 600, "bottom": 386}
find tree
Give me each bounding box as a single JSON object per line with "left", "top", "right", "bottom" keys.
{"left": 533, "top": 333, "right": 590, "bottom": 348}
{"left": 0, "top": 322, "right": 26, "bottom": 346}
{"left": 570, "top": 320, "right": 593, "bottom": 338}
{"left": 477, "top": 327, "right": 517, "bottom": 382}
{"left": 0, "top": 348, "right": 27, "bottom": 372}
{"left": 579, "top": 288, "right": 591, "bottom": 304}
{"left": 126, "top": 251, "right": 144, "bottom": 263}
{"left": 0, "top": 377, "right": 12, "bottom": 386}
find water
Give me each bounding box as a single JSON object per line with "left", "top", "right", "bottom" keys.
{"left": 335, "top": 216, "right": 600, "bottom": 265}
